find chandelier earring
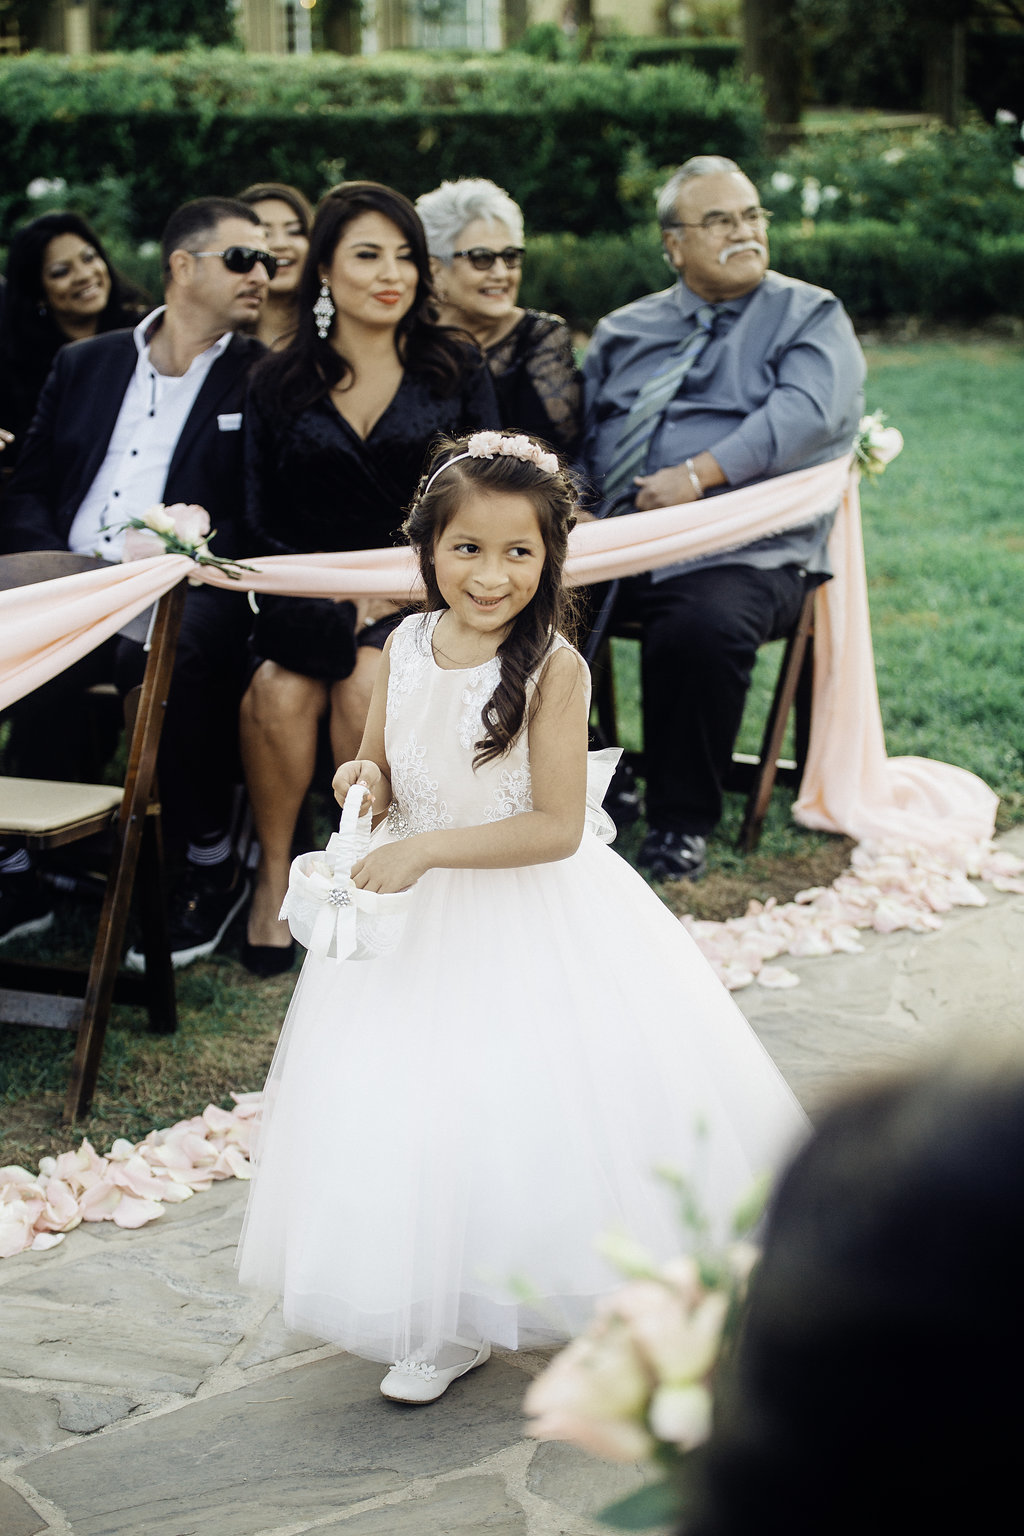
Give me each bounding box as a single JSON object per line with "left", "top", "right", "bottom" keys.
{"left": 313, "top": 279, "right": 335, "bottom": 340}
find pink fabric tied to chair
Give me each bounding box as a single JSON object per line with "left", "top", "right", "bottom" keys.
{"left": 0, "top": 456, "right": 997, "bottom": 849}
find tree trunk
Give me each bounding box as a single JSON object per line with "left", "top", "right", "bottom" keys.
{"left": 923, "top": 21, "right": 966, "bottom": 126}
{"left": 323, "top": 0, "right": 362, "bottom": 54}
{"left": 742, "top": 0, "right": 805, "bottom": 129}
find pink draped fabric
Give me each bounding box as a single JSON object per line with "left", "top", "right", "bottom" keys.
{"left": 0, "top": 457, "right": 996, "bottom": 845}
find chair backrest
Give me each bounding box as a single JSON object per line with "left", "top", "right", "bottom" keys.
{"left": 0, "top": 549, "right": 112, "bottom": 592}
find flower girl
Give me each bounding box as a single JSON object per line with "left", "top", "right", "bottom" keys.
{"left": 237, "top": 432, "right": 807, "bottom": 1404}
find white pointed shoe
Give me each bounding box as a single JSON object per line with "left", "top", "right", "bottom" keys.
{"left": 380, "top": 1340, "right": 491, "bottom": 1404}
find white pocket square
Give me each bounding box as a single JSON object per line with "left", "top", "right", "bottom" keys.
{"left": 218, "top": 412, "right": 243, "bottom": 432}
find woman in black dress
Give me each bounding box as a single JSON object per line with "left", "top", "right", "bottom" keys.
{"left": 415, "top": 178, "right": 581, "bottom": 458}
{"left": 241, "top": 181, "right": 498, "bottom": 972}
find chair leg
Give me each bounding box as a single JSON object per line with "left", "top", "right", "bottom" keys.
{"left": 737, "top": 589, "right": 816, "bottom": 854}
{"left": 591, "top": 636, "right": 617, "bottom": 751}
{"left": 64, "top": 583, "right": 186, "bottom": 1122}
{"left": 136, "top": 811, "right": 177, "bottom": 1036}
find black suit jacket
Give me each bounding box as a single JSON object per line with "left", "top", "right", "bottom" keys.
{"left": 0, "top": 327, "right": 264, "bottom": 559}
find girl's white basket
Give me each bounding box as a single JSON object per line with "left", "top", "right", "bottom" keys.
{"left": 279, "top": 784, "right": 413, "bottom": 962}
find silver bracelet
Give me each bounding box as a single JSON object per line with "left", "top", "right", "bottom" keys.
{"left": 684, "top": 458, "right": 704, "bottom": 499}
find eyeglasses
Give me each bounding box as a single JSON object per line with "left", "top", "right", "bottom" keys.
{"left": 667, "top": 208, "right": 774, "bottom": 237}
{"left": 450, "top": 246, "right": 525, "bottom": 271}
{"left": 190, "top": 246, "right": 278, "bottom": 278}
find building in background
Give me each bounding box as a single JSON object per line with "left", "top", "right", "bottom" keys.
{"left": 1, "top": 0, "right": 667, "bottom": 56}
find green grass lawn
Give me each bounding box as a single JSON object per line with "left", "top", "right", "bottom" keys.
{"left": 2, "top": 336, "right": 1022, "bottom": 1167}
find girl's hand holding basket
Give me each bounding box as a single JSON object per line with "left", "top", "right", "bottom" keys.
{"left": 279, "top": 783, "right": 414, "bottom": 962}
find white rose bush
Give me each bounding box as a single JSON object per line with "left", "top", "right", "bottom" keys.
{"left": 523, "top": 1176, "right": 767, "bottom": 1530}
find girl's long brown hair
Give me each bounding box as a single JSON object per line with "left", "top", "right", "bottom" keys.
{"left": 403, "top": 437, "right": 580, "bottom": 766}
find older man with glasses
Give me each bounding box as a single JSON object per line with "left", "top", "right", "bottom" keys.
{"left": 582, "top": 155, "right": 865, "bottom": 882}
{"left": 0, "top": 197, "right": 268, "bottom": 965}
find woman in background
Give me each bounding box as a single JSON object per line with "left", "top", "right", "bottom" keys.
{"left": 416, "top": 178, "right": 581, "bottom": 457}
{"left": 237, "top": 182, "right": 313, "bottom": 349}
{"left": 0, "top": 212, "right": 144, "bottom": 472}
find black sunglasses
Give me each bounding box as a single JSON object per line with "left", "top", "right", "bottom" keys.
{"left": 191, "top": 246, "right": 278, "bottom": 279}
{"left": 451, "top": 246, "right": 525, "bottom": 271}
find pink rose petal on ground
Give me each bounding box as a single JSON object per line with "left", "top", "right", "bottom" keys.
{"left": 39, "top": 1177, "right": 82, "bottom": 1232}
{"left": 231, "top": 1091, "right": 264, "bottom": 1110}
{"left": 78, "top": 1181, "right": 123, "bottom": 1220}
{"left": 787, "top": 928, "right": 836, "bottom": 959}
{"left": 111, "top": 1195, "right": 165, "bottom": 1229}
{"left": 991, "top": 876, "right": 1024, "bottom": 894}
{"left": 158, "top": 1182, "right": 194, "bottom": 1204}
{"left": 202, "top": 1104, "right": 236, "bottom": 1133}
{"left": 30, "top": 1231, "right": 65, "bottom": 1251}
{"left": 757, "top": 966, "right": 800, "bottom": 989}
{"left": 146, "top": 1142, "right": 195, "bottom": 1172}
{"left": 212, "top": 1147, "right": 251, "bottom": 1180}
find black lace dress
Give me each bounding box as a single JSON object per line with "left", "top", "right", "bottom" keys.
{"left": 244, "top": 361, "right": 499, "bottom": 681}
{"left": 485, "top": 310, "right": 581, "bottom": 458}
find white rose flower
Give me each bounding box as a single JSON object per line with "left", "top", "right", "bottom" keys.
{"left": 649, "top": 1382, "right": 713, "bottom": 1451}
{"left": 1013, "top": 160, "right": 1024, "bottom": 191}
{"left": 27, "top": 176, "right": 67, "bottom": 200}
{"left": 869, "top": 426, "right": 904, "bottom": 465}
{"left": 995, "top": 108, "right": 1017, "bottom": 124}
{"left": 141, "top": 505, "right": 177, "bottom": 536}
{"left": 770, "top": 171, "right": 796, "bottom": 194}
{"left": 800, "top": 178, "right": 821, "bottom": 218}
{"left": 881, "top": 147, "right": 905, "bottom": 166}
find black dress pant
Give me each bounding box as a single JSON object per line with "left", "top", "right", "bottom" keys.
{"left": 614, "top": 562, "right": 810, "bottom": 837}
{"left": 4, "top": 583, "right": 251, "bottom": 855}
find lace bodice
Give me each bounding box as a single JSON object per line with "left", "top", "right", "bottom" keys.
{"left": 486, "top": 310, "right": 582, "bottom": 457}
{"left": 383, "top": 612, "right": 575, "bottom": 839}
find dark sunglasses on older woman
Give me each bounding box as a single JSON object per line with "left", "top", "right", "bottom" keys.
{"left": 451, "top": 246, "right": 525, "bottom": 271}
{"left": 191, "top": 246, "right": 279, "bottom": 278}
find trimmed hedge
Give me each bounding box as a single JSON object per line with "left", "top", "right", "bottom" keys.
{"left": 0, "top": 51, "right": 763, "bottom": 238}
{"left": 520, "top": 223, "right": 1024, "bottom": 333}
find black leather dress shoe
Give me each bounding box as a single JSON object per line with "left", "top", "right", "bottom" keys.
{"left": 639, "top": 829, "right": 708, "bottom": 882}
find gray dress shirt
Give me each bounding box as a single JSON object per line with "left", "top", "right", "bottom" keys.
{"left": 581, "top": 272, "right": 866, "bottom": 579}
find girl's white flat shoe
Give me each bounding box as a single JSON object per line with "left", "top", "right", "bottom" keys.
{"left": 379, "top": 1340, "right": 491, "bottom": 1404}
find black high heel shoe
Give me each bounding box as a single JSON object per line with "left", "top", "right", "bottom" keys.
{"left": 241, "top": 939, "right": 296, "bottom": 976}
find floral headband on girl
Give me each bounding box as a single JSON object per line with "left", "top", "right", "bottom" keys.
{"left": 424, "top": 431, "right": 560, "bottom": 494}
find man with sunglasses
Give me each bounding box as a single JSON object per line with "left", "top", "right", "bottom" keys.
{"left": 582, "top": 156, "right": 865, "bottom": 883}
{"left": 0, "top": 198, "right": 270, "bottom": 965}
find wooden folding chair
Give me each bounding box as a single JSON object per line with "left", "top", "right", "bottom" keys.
{"left": 591, "top": 585, "right": 817, "bottom": 853}
{"left": 0, "top": 551, "right": 186, "bottom": 1122}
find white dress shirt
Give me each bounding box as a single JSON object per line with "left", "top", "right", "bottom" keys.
{"left": 68, "top": 307, "right": 232, "bottom": 561}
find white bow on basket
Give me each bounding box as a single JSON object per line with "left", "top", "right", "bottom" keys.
{"left": 279, "top": 783, "right": 414, "bottom": 962}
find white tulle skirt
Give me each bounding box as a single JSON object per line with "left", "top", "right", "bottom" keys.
{"left": 236, "top": 834, "right": 807, "bottom": 1364}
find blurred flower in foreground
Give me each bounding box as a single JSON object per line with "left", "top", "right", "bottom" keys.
{"left": 523, "top": 1172, "right": 768, "bottom": 1531}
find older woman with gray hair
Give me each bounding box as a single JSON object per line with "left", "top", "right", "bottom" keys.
{"left": 415, "top": 177, "right": 581, "bottom": 456}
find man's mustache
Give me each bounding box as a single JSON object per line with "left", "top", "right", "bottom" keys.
{"left": 719, "top": 240, "right": 767, "bottom": 265}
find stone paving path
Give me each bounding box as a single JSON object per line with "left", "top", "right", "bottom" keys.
{"left": 2, "top": 829, "right": 1022, "bottom": 1536}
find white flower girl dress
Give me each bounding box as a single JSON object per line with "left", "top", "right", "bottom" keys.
{"left": 236, "top": 612, "right": 807, "bottom": 1364}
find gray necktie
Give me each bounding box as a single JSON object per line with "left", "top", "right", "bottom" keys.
{"left": 600, "top": 303, "right": 719, "bottom": 509}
